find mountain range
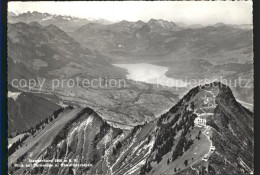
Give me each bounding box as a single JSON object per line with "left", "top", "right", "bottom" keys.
{"left": 8, "top": 11, "right": 252, "bottom": 32}
{"left": 8, "top": 21, "right": 124, "bottom": 82}
{"left": 7, "top": 11, "right": 254, "bottom": 175}
{"left": 70, "top": 19, "right": 252, "bottom": 59}
{"left": 67, "top": 16, "right": 253, "bottom": 105}
{"left": 7, "top": 11, "right": 253, "bottom": 128}
{"left": 7, "top": 20, "right": 181, "bottom": 133}
{"left": 8, "top": 82, "right": 254, "bottom": 175}
{"left": 8, "top": 11, "right": 112, "bottom": 32}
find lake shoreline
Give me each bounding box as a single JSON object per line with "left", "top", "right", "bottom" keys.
{"left": 113, "top": 63, "right": 187, "bottom": 88}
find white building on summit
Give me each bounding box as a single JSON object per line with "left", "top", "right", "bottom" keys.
{"left": 194, "top": 116, "right": 206, "bottom": 126}
{"left": 210, "top": 146, "right": 216, "bottom": 152}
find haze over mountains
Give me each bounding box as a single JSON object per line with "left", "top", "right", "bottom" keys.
{"left": 8, "top": 11, "right": 112, "bottom": 32}
{"left": 8, "top": 21, "right": 124, "bottom": 81}
{"left": 8, "top": 11, "right": 252, "bottom": 31}
{"left": 8, "top": 13, "right": 182, "bottom": 134}
{"left": 7, "top": 10, "right": 253, "bottom": 128}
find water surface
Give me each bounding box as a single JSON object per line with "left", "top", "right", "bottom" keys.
{"left": 113, "top": 63, "right": 187, "bottom": 87}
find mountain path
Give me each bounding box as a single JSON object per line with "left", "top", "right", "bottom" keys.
{"left": 190, "top": 159, "right": 200, "bottom": 174}
{"left": 188, "top": 87, "right": 216, "bottom": 174}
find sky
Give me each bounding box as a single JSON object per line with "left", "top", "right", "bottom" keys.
{"left": 8, "top": 1, "right": 253, "bottom": 25}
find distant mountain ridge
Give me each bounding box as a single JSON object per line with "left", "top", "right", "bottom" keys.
{"left": 176, "top": 22, "right": 252, "bottom": 30}
{"left": 8, "top": 11, "right": 112, "bottom": 32}
{"left": 70, "top": 19, "right": 252, "bottom": 59}
{"left": 68, "top": 17, "right": 253, "bottom": 108}
{"left": 8, "top": 21, "right": 124, "bottom": 81}
{"left": 9, "top": 82, "right": 253, "bottom": 175}
{"left": 9, "top": 11, "right": 252, "bottom": 31}
{"left": 7, "top": 20, "right": 181, "bottom": 134}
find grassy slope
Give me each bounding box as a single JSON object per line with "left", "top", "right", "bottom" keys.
{"left": 8, "top": 91, "right": 61, "bottom": 134}
{"left": 8, "top": 108, "right": 82, "bottom": 166}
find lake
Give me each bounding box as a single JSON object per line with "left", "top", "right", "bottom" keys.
{"left": 113, "top": 63, "right": 187, "bottom": 87}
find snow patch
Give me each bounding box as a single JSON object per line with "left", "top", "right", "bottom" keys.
{"left": 57, "top": 140, "right": 65, "bottom": 148}
{"left": 42, "top": 16, "right": 52, "bottom": 21}
{"left": 238, "top": 157, "right": 253, "bottom": 174}
{"left": 124, "top": 140, "right": 154, "bottom": 175}
{"left": 102, "top": 129, "right": 112, "bottom": 145}
{"left": 68, "top": 116, "right": 93, "bottom": 141}
{"left": 62, "top": 16, "right": 72, "bottom": 20}
{"left": 124, "top": 159, "right": 146, "bottom": 175}
{"left": 8, "top": 91, "right": 21, "bottom": 101}
{"left": 132, "top": 139, "right": 146, "bottom": 154}
{"left": 57, "top": 101, "right": 68, "bottom": 107}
